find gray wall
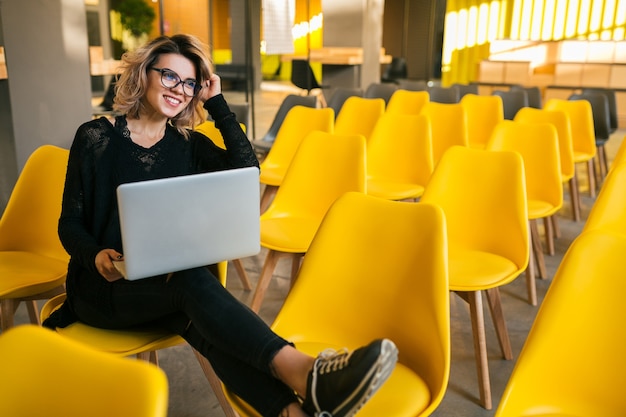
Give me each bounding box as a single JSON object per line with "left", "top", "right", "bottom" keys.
{"left": 321, "top": 0, "right": 385, "bottom": 89}
{"left": 0, "top": 0, "right": 92, "bottom": 170}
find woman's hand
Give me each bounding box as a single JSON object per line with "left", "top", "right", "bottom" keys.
{"left": 95, "top": 249, "right": 125, "bottom": 282}
{"left": 198, "top": 73, "right": 222, "bottom": 103}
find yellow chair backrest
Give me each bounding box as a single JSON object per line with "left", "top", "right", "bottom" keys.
{"left": 366, "top": 112, "right": 433, "bottom": 192}
{"left": 194, "top": 120, "right": 247, "bottom": 149}
{"left": 495, "top": 230, "right": 626, "bottom": 417}
{"left": 421, "top": 146, "right": 528, "bottom": 273}
{"left": 460, "top": 93, "right": 504, "bottom": 149}
{"left": 386, "top": 89, "right": 430, "bottom": 115}
{"left": 334, "top": 96, "right": 385, "bottom": 142}
{"left": 419, "top": 101, "right": 469, "bottom": 165}
{"left": 583, "top": 161, "right": 626, "bottom": 236}
{"left": 0, "top": 325, "right": 168, "bottom": 417}
{"left": 259, "top": 106, "right": 334, "bottom": 186}
{"left": 487, "top": 120, "right": 563, "bottom": 216}
{"left": 544, "top": 98, "right": 597, "bottom": 158}
{"left": 261, "top": 130, "right": 366, "bottom": 221}
{"left": 272, "top": 192, "right": 450, "bottom": 416}
{"left": 514, "top": 106, "right": 576, "bottom": 181}
{"left": 0, "top": 145, "right": 69, "bottom": 262}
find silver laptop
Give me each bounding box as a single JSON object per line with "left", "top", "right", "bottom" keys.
{"left": 113, "top": 167, "right": 260, "bottom": 280}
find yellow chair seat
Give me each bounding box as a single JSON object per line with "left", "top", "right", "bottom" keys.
{"left": 367, "top": 179, "right": 426, "bottom": 201}
{"left": 449, "top": 249, "right": 520, "bottom": 291}
{"left": 260, "top": 217, "right": 320, "bottom": 252}
{"left": 573, "top": 150, "right": 595, "bottom": 163}
{"left": 527, "top": 199, "right": 561, "bottom": 220}
{"left": 41, "top": 294, "right": 183, "bottom": 356}
{"left": 56, "top": 324, "right": 183, "bottom": 356}
{"left": 0, "top": 251, "right": 67, "bottom": 298}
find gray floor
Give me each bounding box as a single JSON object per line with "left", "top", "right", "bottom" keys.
{"left": 8, "top": 82, "right": 625, "bottom": 416}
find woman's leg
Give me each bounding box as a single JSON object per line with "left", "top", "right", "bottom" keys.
{"left": 181, "top": 319, "right": 301, "bottom": 417}
{"left": 75, "top": 267, "right": 304, "bottom": 416}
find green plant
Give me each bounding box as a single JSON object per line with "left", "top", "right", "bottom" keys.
{"left": 112, "top": 0, "right": 156, "bottom": 38}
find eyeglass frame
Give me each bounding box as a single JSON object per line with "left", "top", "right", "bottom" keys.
{"left": 150, "top": 67, "right": 202, "bottom": 97}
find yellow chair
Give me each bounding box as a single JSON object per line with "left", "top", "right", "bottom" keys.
{"left": 226, "top": 191, "right": 451, "bottom": 417}
{"left": 0, "top": 145, "right": 69, "bottom": 331}
{"left": 545, "top": 98, "right": 598, "bottom": 199}
{"left": 419, "top": 102, "right": 469, "bottom": 166}
{"left": 420, "top": 146, "right": 529, "bottom": 410}
{"left": 570, "top": 91, "right": 612, "bottom": 183}
{"left": 0, "top": 325, "right": 168, "bottom": 417}
{"left": 250, "top": 131, "right": 367, "bottom": 312}
{"left": 460, "top": 93, "right": 504, "bottom": 149}
{"left": 195, "top": 120, "right": 247, "bottom": 149}
{"left": 333, "top": 96, "right": 385, "bottom": 143}
{"left": 514, "top": 107, "right": 580, "bottom": 222}
{"left": 40, "top": 262, "right": 238, "bottom": 417}
{"left": 487, "top": 120, "right": 563, "bottom": 306}
{"left": 582, "top": 161, "right": 626, "bottom": 236}
{"left": 495, "top": 230, "right": 626, "bottom": 417}
{"left": 258, "top": 106, "right": 334, "bottom": 212}
{"left": 366, "top": 113, "right": 433, "bottom": 201}
{"left": 386, "top": 89, "right": 430, "bottom": 115}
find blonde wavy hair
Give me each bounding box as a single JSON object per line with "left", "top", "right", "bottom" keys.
{"left": 113, "top": 34, "right": 212, "bottom": 137}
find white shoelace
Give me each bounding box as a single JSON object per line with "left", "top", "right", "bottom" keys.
{"left": 315, "top": 348, "right": 352, "bottom": 374}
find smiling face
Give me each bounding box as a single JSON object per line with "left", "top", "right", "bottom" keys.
{"left": 144, "top": 53, "right": 197, "bottom": 119}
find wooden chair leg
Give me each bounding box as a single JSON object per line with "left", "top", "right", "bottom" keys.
{"left": 0, "top": 299, "right": 16, "bottom": 331}
{"left": 551, "top": 214, "right": 561, "bottom": 239}
{"left": 193, "top": 348, "right": 240, "bottom": 417}
{"left": 232, "top": 259, "right": 252, "bottom": 290}
{"left": 260, "top": 185, "right": 278, "bottom": 213}
{"left": 250, "top": 250, "right": 283, "bottom": 313}
{"left": 530, "top": 220, "right": 547, "bottom": 279}
{"left": 485, "top": 287, "right": 513, "bottom": 360}
{"left": 543, "top": 216, "right": 555, "bottom": 256}
{"left": 586, "top": 159, "right": 596, "bottom": 198}
{"left": 526, "top": 244, "right": 538, "bottom": 306}
{"left": 26, "top": 300, "right": 40, "bottom": 325}
{"left": 136, "top": 351, "right": 158, "bottom": 366}
{"left": 601, "top": 145, "right": 609, "bottom": 181}
{"left": 466, "top": 290, "right": 492, "bottom": 410}
{"left": 568, "top": 175, "right": 581, "bottom": 222}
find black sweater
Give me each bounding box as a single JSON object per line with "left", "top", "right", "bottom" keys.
{"left": 48, "top": 94, "right": 259, "bottom": 328}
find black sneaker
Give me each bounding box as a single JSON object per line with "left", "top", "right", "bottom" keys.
{"left": 301, "top": 338, "right": 398, "bottom": 417}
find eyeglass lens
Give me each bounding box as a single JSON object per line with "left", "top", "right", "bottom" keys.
{"left": 153, "top": 68, "right": 198, "bottom": 96}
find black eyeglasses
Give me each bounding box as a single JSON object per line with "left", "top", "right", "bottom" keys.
{"left": 151, "top": 67, "right": 201, "bottom": 97}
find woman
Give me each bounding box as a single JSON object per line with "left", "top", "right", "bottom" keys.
{"left": 44, "top": 34, "right": 396, "bottom": 417}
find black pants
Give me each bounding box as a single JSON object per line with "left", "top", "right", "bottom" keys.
{"left": 72, "top": 266, "right": 298, "bottom": 417}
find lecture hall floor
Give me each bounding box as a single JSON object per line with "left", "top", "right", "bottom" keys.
{"left": 10, "top": 81, "right": 625, "bottom": 417}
